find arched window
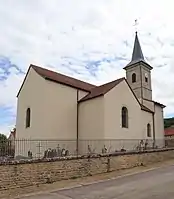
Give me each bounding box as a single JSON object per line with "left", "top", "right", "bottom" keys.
{"left": 147, "top": 123, "right": 151, "bottom": 137}
{"left": 132, "top": 73, "right": 136, "bottom": 83}
{"left": 26, "top": 108, "right": 31, "bottom": 128}
{"left": 122, "top": 107, "right": 128, "bottom": 128}
{"left": 145, "top": 73, "right": 148, "bottom": 83}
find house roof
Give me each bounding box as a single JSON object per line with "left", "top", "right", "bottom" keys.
{"left": 143, "top": 98, "right": 166, "bottom": 108}
{"left": 17, "top": 64, "right": 96, "bottom": 97}
{"left": 8, "top": 128, "right": 16, "bottom": 139}
{"left": 164, "top": 128, "right": 174, "bottom": 136}
{"left": 140, "top": 104, "right": 153, "bottom": 113}
{"left": 79, "top": 77, "right": 153, "bottom": 114}
{"left": 32, "top": 64, "right": 96, "bottom": 92}
{"left": 17, "top": 64, "right": 154, "bottom": 114}
{"left": 153, "top": 101, "right": 166, "bottom": 108}
{"left": 79, "top": 77, "right": 125, "bottom": 102}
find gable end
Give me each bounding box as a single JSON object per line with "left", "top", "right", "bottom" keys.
{"left": 16, "top": 65, "right": 32, "bottom": 98}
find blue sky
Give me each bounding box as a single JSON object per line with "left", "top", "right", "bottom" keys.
{"left": 0, "top": 0, "right": 174, "bottom": 135}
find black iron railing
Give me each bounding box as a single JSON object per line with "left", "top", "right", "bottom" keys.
{"left": 0, "top": 138, "right": 171, "bottom": 161}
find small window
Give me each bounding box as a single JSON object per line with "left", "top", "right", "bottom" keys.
{"left": 122, "top": 107, "right": 128, "bottom": 128}
{"left": 26, "top": 108, "right": 31, "bottom": 128}
{"left": 132, "top": 73, "right": 136, "bottom": 83}
{"left": 145, "top": 73, "right": 148, "bottom": 83}
{"left": 147, "top": 123, "right": 151, "bottom": 137}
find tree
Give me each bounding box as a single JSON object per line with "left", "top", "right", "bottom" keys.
{"left": 0, "top": 134, "right": 7, "bottom": 156}
{"left": 0, "top": 134, "right": 7, "bottom": 142}
{"left": 164, "top": 117, "right": 174, "bottom": 128}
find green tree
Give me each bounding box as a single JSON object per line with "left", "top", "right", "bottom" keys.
{"left": 0, "top": 134, "right": 8, "bottom": 156}
{"left": 164, "top": 117, "right": 174, "bottom": 128}
{"left": 0, "top": 134, "right": 7, "bottom": 142}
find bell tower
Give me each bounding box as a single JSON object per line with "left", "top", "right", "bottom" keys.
{"left": 123, "top": 32, "right": 153, "bottom": 102}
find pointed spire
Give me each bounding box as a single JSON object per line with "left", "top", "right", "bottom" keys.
{"left": 123, "top": 31, "right": 152, "bottom": 70}
{"left": 131, "top": 31, "right": 144, "bottom": 62}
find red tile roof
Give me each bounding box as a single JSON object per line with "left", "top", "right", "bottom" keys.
{"left": 143, "top": 98, "right": 166, "bottom": 108}
{"left": 79, "top": 78, "right": 125, "bottom": 102}
{"left": 17, "top": 64, "right": 96, "bottom": 97}
{"left": 153, "top": 101, "right": 166, "bottom": 108}
{"left": 164, "top": 128, "right": 174, "bottom": 136}
{"left": 17, "top": 64, "right": 155, "bottom": 114}
{"left": 79, "top": 77, "right": 153, "bottom": 113}
{"left": 140, "top": 104, "right": 153, "bottom": 113}
{"left": 32, "top": 64, "right": 96, "bottom": 92}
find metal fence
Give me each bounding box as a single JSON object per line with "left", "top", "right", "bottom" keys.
{"left": 0, "top": 138, "right": 172, "bottom": 161}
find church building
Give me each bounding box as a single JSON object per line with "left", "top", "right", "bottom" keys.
{"left": 15, "top": 32, "right": 165, "bottom": 157}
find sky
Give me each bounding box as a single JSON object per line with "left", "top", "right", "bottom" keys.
{"left": 0, "top": 0, "right": 174, "bottom": 135}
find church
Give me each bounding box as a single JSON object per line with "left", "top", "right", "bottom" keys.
{"left": 15, "top": 32, "right": 165, "bottom": 157}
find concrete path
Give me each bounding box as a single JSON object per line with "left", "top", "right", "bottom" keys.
{"left": 20, "top": 165, "right": 174, "bottom": 199}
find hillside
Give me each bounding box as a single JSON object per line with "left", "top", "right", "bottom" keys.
{"left": 164, "top": 117, "right": 174, "bottom": 129}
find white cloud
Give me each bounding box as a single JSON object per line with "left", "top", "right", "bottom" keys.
{"left": 0, "top": 0, "right": 174, "bottom": 134}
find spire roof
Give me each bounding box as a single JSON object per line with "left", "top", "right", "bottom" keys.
{"left": 131, "top": 31, "right": 144, "bottom": 62}
{"left": 124, "top": 32, "right": 152, "bottom": 70}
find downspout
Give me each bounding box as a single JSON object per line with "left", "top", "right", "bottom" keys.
{"left": 76, "top": 90, "right": 79, "bottom": 155}
{"left": 152, "top": 104, "right": 156, "bottom": 148}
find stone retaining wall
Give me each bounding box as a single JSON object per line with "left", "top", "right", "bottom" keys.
{"left": 0, "top": 148, "right": 174, "bottom": 191}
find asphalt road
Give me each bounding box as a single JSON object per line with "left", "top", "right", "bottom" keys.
{"left": 22, "top": 165, "right": 174, "bottom": 199}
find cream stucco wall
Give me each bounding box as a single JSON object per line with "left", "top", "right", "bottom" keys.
{"left": 15, "top": 67, "right": 164, "bottom": 157}
{"left": 16, "top": 68, "right": 79, "bottom": 140}
{"left": 16, "top": 67, "right": 46, "bottom": 140}
{"left": 154, "top": 104, "right": 165, "bottom": 147}
{"left": 43, "top": 81, "right": 78, "bottom": 140}
{"left": 16, "top": 67, "right": 48, "bottom": 157}
{"left": 78, "top": 96, "right": 104, "bottom": 140}
{"left": 103, "top": 80, "right": 154, "bottom": 151}
{"left": 78, "top": 97, "right": 104, "bottom": 154}
{"left": 104, "top": 80, "right": 152, "bottom": 139}
{"left": 141, "top": 110, "right": 154, "bottom": 141}
{"left": 15, "top": 68, "right": 89, "bottom": 157}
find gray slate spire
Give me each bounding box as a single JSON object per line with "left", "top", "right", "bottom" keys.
{"left": 124, "top": 32, "right": 152, "bottom": 69}
{"left": 131, "top": 31, "right": 144, "bottom": 62}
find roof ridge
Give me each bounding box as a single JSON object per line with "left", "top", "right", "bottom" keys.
{"left": 31, "top": 64, "right": 96, "bottom": 87}
{"left": 30, "top": 64, "right": 97, "bottom": 92}
{"left": 17, "top": 64, "right": 96, "bottom": 97}
{"left": 96, "top": 77, "right": 125, "bottom": 88}
{"left": 143, "top": 98, "right": 166, "bottom": 108}
{"left": 79, "top": 77, "right": 125, "bottom": 102}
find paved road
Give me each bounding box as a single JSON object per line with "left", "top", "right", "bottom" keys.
{"left": 22, "top": 165, "right": 174, "bottom": 199}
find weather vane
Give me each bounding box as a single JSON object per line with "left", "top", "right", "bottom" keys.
{"left": 133, "top": 19, "right": 139, "bottom": 33}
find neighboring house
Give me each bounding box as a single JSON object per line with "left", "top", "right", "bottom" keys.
{"left": 15, "top": 32, "right": 165, "bottom": 157}
{"left": 164, "top": 127, "right": 174, "bottom": 147}
{"left": 8, "top": 128, "right": 16, "bottom": 143}
{"left": 164, "top": 127, "right": 174, "bottom": 138}
{"left": 7, "top": 128, "right": 16, "bottom": 157}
